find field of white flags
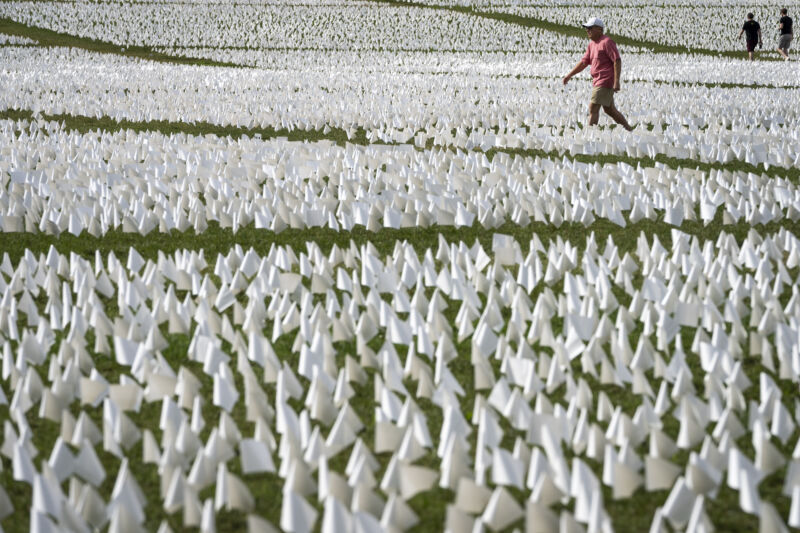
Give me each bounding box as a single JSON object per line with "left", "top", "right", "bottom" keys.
{"left": 1, "top": 0, "right": 800, "bottom": 531}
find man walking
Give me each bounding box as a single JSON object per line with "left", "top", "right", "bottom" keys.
{"left": 777, "top": 8, "right": 793, "bottom": 60}
{"left": 738, "top": 13, "right": 762, "bottom": 60}
{"left": 562, "top": 17, "right": 632, "bottom": 132}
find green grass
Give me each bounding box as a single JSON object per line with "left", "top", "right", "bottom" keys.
{"left": 0, "top": 164, "right": 797, "bottom": 532}
{"left": 369, "top": 0, "right": 790, "bottom": 61}
{"left": 0, "top": 17, "right": 243, "bottom": 67}
{"left": 0, "top": 108, "right": 368, "bottom": 146}
{"left": 1, "top": 206, "right": 799, "bottom": 266}
{"left": 1, "top": 218, "right": 797, "bottom": 532}
{"left": 2, "top": 6, "right": 794, "bottom": 66}
{"left": 2, "top": 6, "right": 799, "bottom": 532}
{"left": 2, "top": 108, "right": 797, "bottom": 186}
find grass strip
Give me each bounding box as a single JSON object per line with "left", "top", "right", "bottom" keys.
{"left": 0, "top": 17, "right": 245, "bottom": 67}
{"left": 2, "top": 37, "right": 795, "bottom": 90}
{"left": 486, "top": 144, "right": 800, "bottom": 185}
{"left": 1, "top": 5, "right": 788, "bottom": 63}
{"left": 1, "top": 14, "right": 791, "bottom": 71}
{"left": 1, "top": 208, "right": 798, "bottom": 266}
{"left": 2, "top": 108, "right": 796, "bottom": 185}
{"left": 368, "top": 0, "right": 787, "bottom": 60}
{"left": 0, "top": 108, "right": 368, "bottom": 145}
{"left": 5, "top": 36, "right": 794, "bottom": 90}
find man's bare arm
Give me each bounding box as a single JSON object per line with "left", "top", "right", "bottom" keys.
{"left": 613, "top": 59, "right": 622, "bottom": 91}
{"left": 562, "top": 60, "right": 588, "bottom": 85}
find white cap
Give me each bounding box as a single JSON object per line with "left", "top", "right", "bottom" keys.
{"left": 581, "top": 17, "right": 604, "bottom": 28}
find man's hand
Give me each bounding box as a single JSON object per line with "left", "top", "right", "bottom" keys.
{"left": 564, "top": 60, "right": 588, "bottom": 85}
{"left": 613, "top": 82, "right": 621, "bottom": 92}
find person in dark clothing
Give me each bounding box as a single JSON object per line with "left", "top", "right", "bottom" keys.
{"left": 738, "top": 12, "right": 762, "bottom": 60}
{"left": 777, "top": 8, "right": 793, "bottom": 60}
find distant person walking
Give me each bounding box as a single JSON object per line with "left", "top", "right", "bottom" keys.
{"left": 562, "top": 17, "right": 633, "bottom": 132}
{"left": 738, "top": 13, "right": 762, "bottom": 60}
{"left": 777, "top": 8, "right": 793, "bottom": 60}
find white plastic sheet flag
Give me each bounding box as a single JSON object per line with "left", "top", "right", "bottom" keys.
{"left": 381, "top": 494, "right": 419, "bottom": 531}
{"left": 317, "top": 457, "right": 350, "bottom": 504}
{"left": 280, "top": 490, "right": 318, "bottom": 533}
{"left": 164, "top": 470, "right": 187, "bottom": 514}
{"left": 398, "top": 463, "right": 438, "bottom": 500}
{"left": 738, "top": 473, "right": 762, "bottom": 515}
{"left": 455, "top": 477, "right": 491, "bottom": 514}
{"left": 240, "top": 439, "right": 276, "bottom": 475}
{"left": 445, "top": 505, "right": 475, "bottom": 533}
{"left": 215, "top": 463, "right": 254, "bottom": 512}
{"left": 645, "top": 455, "right": 681, "bottom": 492}
{"left": 106, "top": 502, "right": 146, "bottom": 533}
{"left": 491, "top": 448, "right": 524, "bottom": 489}
{"left": 756, "top": 437, "right": 787, "bottom": 476}
{"left": 20, "top": 331, "right": 46, "bottom": 365}
{"left": 74, "top": 439, "right": 106, "bottom": 486}
{"left": 686, "top": 453, "right": 721, "bottom": 496}
{"left": 661, "top": 477, "right": 696, "bottom": 529}
{"left": 48, "top": 437, "right": 75, "bottom": 482}
{"left": 33, "top": 470, "right": 64, "bottom": 522}
{"left": 213, "top": 370, "right": 239, "bottom": 413}
{"left": 789, "top": 486, "right": 800, "bottom": 528}
{"left": 481, "top": 486, "right": 523, "bottom": 531}
{"left": 11, "top": 441, "right": 35, "bottom": 484}
{"left": 81, "top": 377, "right": 109, "bottom": 407}
{"left": 352, "top": 510, "right": 383, "bottom": 533}
{"left": 526, "top": 501, "right": 559, "bottom": 533}
{"left": 247, "top": 514, "right": 279, "bottom": 533}
{"left": 685, "top": 495, "right": 714, "bottom": 533}
{"left": 612, "top": 461, "right": 643, "bottom": 500}
{"left": 771, "top": 400, "right": 796, "bottom": 445}
{"left": 142, "top": 430, "right": 161, "bottom": 465}
{"left": 200, "top": 498, "right": 215, "bottom": 533}
{"left": 759, "top": 502, "right": 789, "bottom": 533}
{"left": 76, "top": 483, "right": 107, "bottom": 529}
{"left": 113, "top": 336, "right": 143, "bottom": 367}
{"left": 109, "top": 459, "right": 146, "bottom": 526}
{"left": 350, "top": 484, "right": 384, "bottom": 520}
{"left": 321, "top": 496, "right": 352, "bottom": 533}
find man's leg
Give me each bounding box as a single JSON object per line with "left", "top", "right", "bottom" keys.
{"left": 603, "top": 104, "right": 633, "bottom": 131}
{"left": 587, "top": 103, "right": 601, "bottom": 126}
{"left": 777, "top": 46, "right": 789, "bottom": 59}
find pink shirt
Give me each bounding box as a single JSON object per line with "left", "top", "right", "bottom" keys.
{"left": 581, "top": 35, "right": 620, "bottom": 88}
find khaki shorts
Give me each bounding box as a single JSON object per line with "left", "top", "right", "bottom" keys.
{"left": 590, "top": 86, "right": 615, "bottom": 107}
